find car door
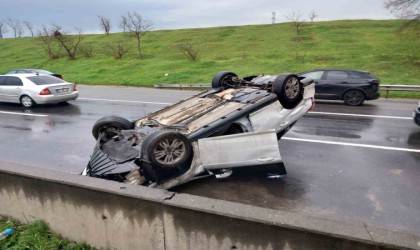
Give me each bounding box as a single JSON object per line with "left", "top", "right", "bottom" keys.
{"left": 321, "top": 70, "right": 351, "bottom": 99}
{"left": 299, "top": 71, "right": 326, "bottom": 98}
{"left": 0, "top": 76, "right": 23, "bottom": 103}
{"left": 196, "top": 130, "right": 283, "bottom": 170}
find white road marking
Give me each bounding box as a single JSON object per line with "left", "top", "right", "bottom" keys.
{"left": 308, "top": 111, "right": 412, "bottom": 120}
{"left": 283, "top": 137, "right": 420, "bottom": 153}
{"left": 0, "top": 111, "right": 48, "bottom": 117}
{"left": 79, "top": 97, "right": 171, "bottom": 105}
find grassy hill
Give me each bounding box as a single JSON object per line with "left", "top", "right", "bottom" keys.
{"left": 0, "top": 20, "right": 419, "bottom": 87}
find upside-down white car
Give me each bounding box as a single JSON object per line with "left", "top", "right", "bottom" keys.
{"left": 82, "top": 71, "right": 315, "bottom": 189}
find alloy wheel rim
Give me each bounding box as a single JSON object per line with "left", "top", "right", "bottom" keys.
{"left": 345, "top": 91, "right": 363, "bottom": 105}
{"left": 22, "top": 97, "right": 32, "bottom": 107}
{"left": 285, "top": 77, "right": 299, "bottom": 99}
{"left": 154, "top": 138, "right": 185, "bottom": 165}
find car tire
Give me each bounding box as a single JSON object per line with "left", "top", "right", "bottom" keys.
{"left": 343, "top": 90, "right": 365, "bottom": 106}
{"left": 142, "top": 130, "right": 192, "bottom": 170}
{"left": 92, "top": 116, "right": 133, "bottom": 140}
{"left": 20, "top": 95, "right": 35, "bottom": 108}
{"left": 272, "top": 74, "right": 303, "bottom": 109}
{"left": 211, "top": 71, "right": 238, "bottom": 89}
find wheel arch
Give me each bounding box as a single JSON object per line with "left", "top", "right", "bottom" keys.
{"left": 341, "top": 88, "right": 367, "bottom": 100}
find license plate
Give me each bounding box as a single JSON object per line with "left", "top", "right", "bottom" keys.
{"left": 56, "top": 88, "right": 69, "bottom": 93}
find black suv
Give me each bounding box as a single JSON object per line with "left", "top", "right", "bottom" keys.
{"left": 299, "top": 69, "right": 380, "bottom": 106}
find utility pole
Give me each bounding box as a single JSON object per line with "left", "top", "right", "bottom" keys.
{"left": 272, "top": 12, "right": 276, "bottom": 24}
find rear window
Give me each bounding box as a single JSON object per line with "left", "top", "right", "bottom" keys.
{"left": 26, "top": 75, "right": 65, "bottom": 85}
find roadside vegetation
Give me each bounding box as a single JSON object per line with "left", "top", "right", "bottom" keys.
{"left": 0, "top": 20, "right": 418, "bottom": 91}
{"left": 0, "top": 219, "right": 95, "bottom": 250}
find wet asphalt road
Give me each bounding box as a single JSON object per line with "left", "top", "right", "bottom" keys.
{"left": 0, "top": 85, "right": 419, "bottom": 234}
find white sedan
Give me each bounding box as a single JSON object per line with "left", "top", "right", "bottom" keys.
{"left": 0, "top": 74, "right": 78, "bottom": 108}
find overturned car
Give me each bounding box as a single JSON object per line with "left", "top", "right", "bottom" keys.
{"left": 82, "top": 71, "right": 315, "bottom": 189}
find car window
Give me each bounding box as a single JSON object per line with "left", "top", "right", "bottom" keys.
{"left": 5, "top": 76, "right": 23, "bottom": 86}
{"left": 348, "top": 71, "right": 373, "bottom": 79}
{"left": 301, "top": 71, "right": 324, "bottom": 80}
{"left": 0, "top": 76, "right": 7, "bottom": 85}
{"left": 347, "top": 71, "right": 370, "bottom": 79}
{"left": 325, "top": 71, "right": 348, "bottom": 80}
{"left": 26, "top": 75, "right": 65, "bottom": 85}
{"left": 5, "top": 70, "right": 17, "bottom": 74}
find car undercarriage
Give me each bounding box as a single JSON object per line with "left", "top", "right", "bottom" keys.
{"left": 83, "top": 71, "right": 315, "bottom": 189}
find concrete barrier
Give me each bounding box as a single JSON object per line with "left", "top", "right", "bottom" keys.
{"left": 1, "top": 161, "right": 419, "bottom": 250}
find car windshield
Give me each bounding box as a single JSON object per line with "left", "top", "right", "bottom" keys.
{"left": 26, "top": 75, "right": 65, "bottom": 85}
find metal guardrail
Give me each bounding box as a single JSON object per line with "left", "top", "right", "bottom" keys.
{"left": 380, "top": 85, "right": 420, "bottom": 98}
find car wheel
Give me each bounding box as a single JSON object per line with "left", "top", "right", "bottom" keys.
{"left": 343, "top": 90, "right": 365, "bottom": 106}
{"left": 20, "top": 95, "right": 35, "bottom": 108}
{"left": 92, "top": 116, "right": 133, "bottom": 140}
{"left": 142, "top": 130, "right": 192, "bottom": 170}
{"left": 211, "top": 71, "right": 238, "bottom": 89}
{"left": 272, "top": 74, "right": 303, "bottom": 109}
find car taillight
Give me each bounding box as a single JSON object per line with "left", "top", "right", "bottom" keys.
{"left": 308, "top": 98, "right": 316, "bottom": 112}
{"left": 73, "top": 84, "right": 77, "bottom": 91}
{"left": 39, "top": 88, "right": 51, "bottom": 95}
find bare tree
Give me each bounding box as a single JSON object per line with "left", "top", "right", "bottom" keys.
{"left": 285, "top": 11, "right": 308, "bottom": 61}
{"left": 308, "top": 10, "right": 318, "bottom": 22}
{"left": 103, "top": 41, "right": 129, "bottom": 59}
{"left": 24, "top": 21, "right": 35, "bottom": 37}
{"left": 285, "top": 12, "right": 305, "bottom": 37}
{"left": 51, "top": 24, "right": 84, "bottom": 60}
{"left": 178, "top": 43, "right": 200, "bottom": 61}
{"left": 0, "top": 21, "right": 8, "bottom": 39}
{"left": 384, "top": 0, "right": 419, "bottom": 31}
{"left": 38, "top": 25, "right": 61, "bottom": 59}
{"left": 123, "top": 11, "right": 153, "bottom": 59}
{"left": 97, "top": 15, "right": 111, "bottom": 35}
{"left": 119, "top": 15, "right": 128, "bottom": 32}
{"left": 6, "top": 18, "right": 24, "bottom": 38}
{"left": 79, "top": 43, "right": 95, "bottom": 58}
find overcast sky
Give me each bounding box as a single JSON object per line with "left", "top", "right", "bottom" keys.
{"left": 1, "top": 0, "right": 395, "bottom": 37}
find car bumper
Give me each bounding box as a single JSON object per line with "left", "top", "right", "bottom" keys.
{"left": 366, "top": 92, "right": 380, "bottom": 100}
{"left": 33, "top": 91, "right": 79, "bottom": 104}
